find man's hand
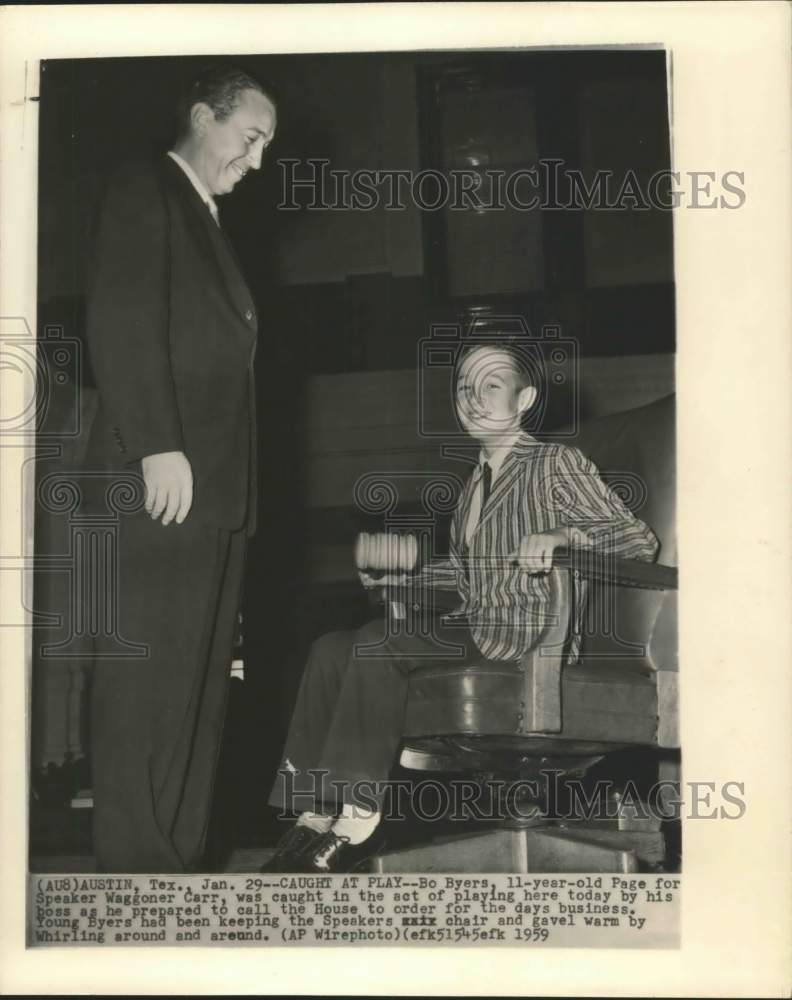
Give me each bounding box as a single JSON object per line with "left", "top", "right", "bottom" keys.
{"left": 513, "top": 528, "right": 568, "bottom": 574}
{"left": 141, "top": 451, "right": 193, "bottom": 525}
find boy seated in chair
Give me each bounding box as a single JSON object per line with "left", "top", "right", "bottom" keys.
{"left": 264, "top": 337, "right": 659, "bottom": 872}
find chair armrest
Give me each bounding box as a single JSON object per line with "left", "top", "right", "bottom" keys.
{"left": 518, "top": 566, "right": 571, "bottom": 734}
{"left": 372, "top": 552, "right": 677, "bottom": 743}
{"left": 515, "top": 551, "right": 676, "bottom": 736}
{"left": 372, "top": 551, "right": 675, "bottom": 624}
{"left": 552, "top": 547, "right": 678, "bottom": 591}
{"left": 374, "top": 549, "right": 676, "bottom": 610}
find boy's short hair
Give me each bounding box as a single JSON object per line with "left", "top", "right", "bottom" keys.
{"left": 456, "top": 336, "right": 541, "bottom": 391}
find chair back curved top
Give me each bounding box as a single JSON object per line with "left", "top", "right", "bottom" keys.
{"left": 571, "top": 393, "right": 676, "bottom": 565}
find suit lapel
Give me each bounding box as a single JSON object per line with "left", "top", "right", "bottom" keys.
{"left": 471, "top": 433, "right": 539, "bottom": 541}
{"left": 202, "top": 209, "right": 257, "bottom": 320}
{"left": 161, "top": 156, "right": 257, "bottom": 326}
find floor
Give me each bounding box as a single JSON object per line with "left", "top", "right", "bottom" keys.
{"left": 29, "top": 756, "right": 681, "bottom": 874}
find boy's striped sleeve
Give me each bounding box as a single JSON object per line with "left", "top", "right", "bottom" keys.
{"left": 551, "top": 447, "right": 660, "bottom": 561}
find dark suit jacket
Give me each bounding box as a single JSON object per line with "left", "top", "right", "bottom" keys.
{"left": 84, "top": 155, "right": 258, "bottom": 533}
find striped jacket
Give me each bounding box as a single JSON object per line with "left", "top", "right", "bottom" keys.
{"left": 423, "top": 433, "right": 659, "bottom": 662}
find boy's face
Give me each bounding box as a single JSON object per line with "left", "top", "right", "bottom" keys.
{"left": 455, "top": 347, "right": 535, "bottom": 441}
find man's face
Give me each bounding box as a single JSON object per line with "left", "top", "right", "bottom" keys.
{"left": 455, "top": 347, "right": 530, "bottom": 440}
{"left": 196, "top": 88, "right": 277, "bottom": 196}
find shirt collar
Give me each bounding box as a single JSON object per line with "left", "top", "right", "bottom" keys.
{"left": 477, "top": 431, "right": 522, "bottom": 482}
{"left": 167, "top": 150, "right": 219, "bottom": 222}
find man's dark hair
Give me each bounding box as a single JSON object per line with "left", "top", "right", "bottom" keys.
{"left": 174, "top": 65, "right": 276, "bottom": 141}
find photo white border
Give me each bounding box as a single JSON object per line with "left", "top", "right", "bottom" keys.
{"left": 1, "top": 3, "right": 790, "bottom": 995}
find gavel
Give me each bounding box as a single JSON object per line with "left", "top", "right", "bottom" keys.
{"left": 354, "top": 531, "right": 420, "bottom": 578}
{"left": 354, "top": 531, "right": 465, "bottom": 621}
{"left": 355, "top": 531, "right": 444, "bottom": 621}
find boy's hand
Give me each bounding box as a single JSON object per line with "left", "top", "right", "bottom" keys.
{"left": 513, "top": 529, "right": 568, "bottom": 574}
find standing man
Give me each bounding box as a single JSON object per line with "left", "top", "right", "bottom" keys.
{"left": 84, "top": 66, "right": 277, "bottom": 872}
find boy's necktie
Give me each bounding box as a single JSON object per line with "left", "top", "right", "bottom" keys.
{"left": 461, "top": 461, "right": 494, "bottom": 583}
{"left": 480, "top": 461, "right": 492, "bottom": 513}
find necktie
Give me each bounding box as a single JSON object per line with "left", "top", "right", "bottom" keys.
{"left": 461, "top": 461, "right": 493, "bottom": 581}
{"left": 480, "top": 461, "right": 492, "bottom": 513}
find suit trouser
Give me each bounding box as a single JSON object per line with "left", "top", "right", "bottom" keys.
{"left": 90, "top": 509, "right": 246, "bottom": 873}
{"left": 268, "top": 615, "right": 481, "bottom": 815}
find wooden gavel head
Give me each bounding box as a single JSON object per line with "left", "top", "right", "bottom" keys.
{"left": 355, "top": 532, "right": 419, "bottom": 574}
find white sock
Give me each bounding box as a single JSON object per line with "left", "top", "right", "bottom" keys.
{"left": 295, "top": 812, "right": 333, "bottom": 834}
{"left": 331, "top": 805, "right": 381, "bottom": 845}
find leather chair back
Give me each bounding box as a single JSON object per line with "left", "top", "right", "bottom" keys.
{"left": 569, "top": 394, "right": 676, "bottom": 672}
{"left": 571, "top": 393, "right": 676, "bottom": 565}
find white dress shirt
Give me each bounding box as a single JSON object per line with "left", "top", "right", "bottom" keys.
{"left": 464, "top": 432, "right": 521, "bottom": 545}
{"left": 167, "top": 150, "right": 220, "bottom": 225}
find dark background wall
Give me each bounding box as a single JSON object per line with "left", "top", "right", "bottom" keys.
{"left": 35, "top": 50, "right": 675, "bottom": 840}
{"left": 38, "top": 49, "right": 674, "bottom": 366}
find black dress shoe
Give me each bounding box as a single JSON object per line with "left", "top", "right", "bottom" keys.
{"left": 298, "top": 828, "right": 385, "bottom": 874}
{"left": 259, "top": 823, "right": 326, "bottom": 873}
